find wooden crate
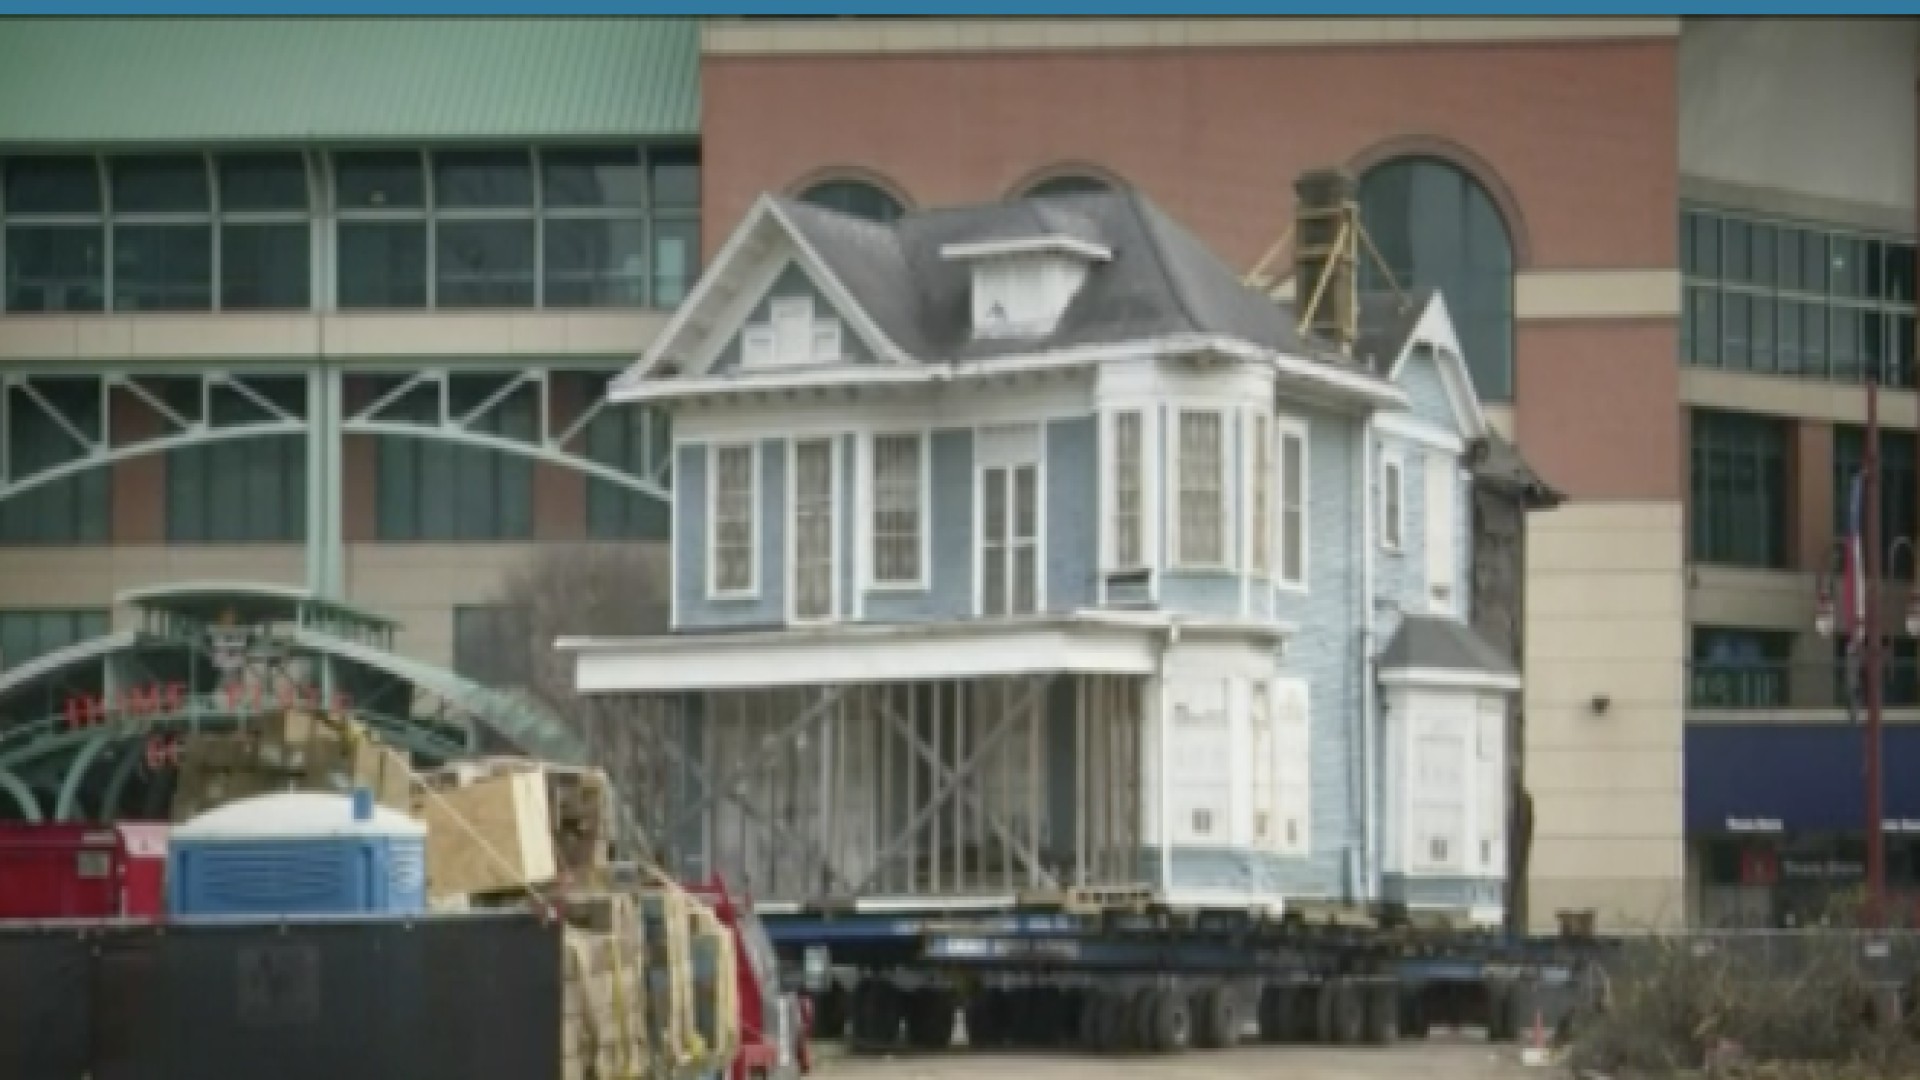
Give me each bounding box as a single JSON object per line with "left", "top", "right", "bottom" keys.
{"left": 418, "top": 769, "right": 557, "bottom": 898}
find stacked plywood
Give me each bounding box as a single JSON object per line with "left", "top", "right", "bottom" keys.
{"left": 553, "top": 887, "right": 738, "bottom": 1080}
{"left": 561, "top": 892, "right": 650, "bottom": 1080}
{"left": 171, "top": 710, "right": 413, "bottom": 821}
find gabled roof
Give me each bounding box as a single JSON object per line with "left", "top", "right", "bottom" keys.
{"left": 774, "top": 188, "right": 1320, "bottom": 363}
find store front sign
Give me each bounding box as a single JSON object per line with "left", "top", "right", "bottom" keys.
{"left": 1780, "top": 858, "right": 1865, "bottom": 881}
{"left": 1726, "top": 817, "right": 1784, "bottom": 833}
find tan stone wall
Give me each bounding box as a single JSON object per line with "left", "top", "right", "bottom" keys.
{"left": 1525, "top": 500, "right": 1688, "bottom": 931}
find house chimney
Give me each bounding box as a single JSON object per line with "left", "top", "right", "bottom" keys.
{"left": 1293, "top": 168, "right": 1359, "bottom": 355}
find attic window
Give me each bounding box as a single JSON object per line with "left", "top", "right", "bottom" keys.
{"left": 941, "top": 233, "right": 1111, "bottom": 341}
{"left": 741, "top": 295, "right": 844, "bottom": 369}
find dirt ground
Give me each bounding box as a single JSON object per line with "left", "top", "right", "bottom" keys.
{"left": 815, "top": 1033, "right": 1536, "bottom": 1079}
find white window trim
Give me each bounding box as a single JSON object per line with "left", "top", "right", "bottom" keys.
{"left": 1380, "top": 450, "right": 1406, "bottom": 554}
{"left": 866, "top": 429, "right": 931, "bottom": 592}
{"left": 705, "top": 441, "right": 761, "bottom": 601}
{"left": 1171, "top": 407, "right": 1231, "bottom": 572}
{"left": 784, "top": 435, "right": 842, "bottom": 625}
{"left": 1244, "top": 409, "right": 1275, "bottom": 581}
{"left": 971, "top": 423, "right": 1046, "bottom": 618}
{"left": 1274, "top": 415, "right": 1310, "bottom": 592}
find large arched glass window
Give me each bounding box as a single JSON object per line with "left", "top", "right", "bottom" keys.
{"left": 800, "top": 178, "right": 904, "bottom": 224}
{"left": 1025, "top": 173, "right": 1113, "bottom": 199}
{"left": 1358, "top": 157, "right": 1516, "bottom": 402}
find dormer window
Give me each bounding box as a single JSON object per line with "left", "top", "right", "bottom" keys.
{"left": 940, "top": 234, "right": 1111, "bottom": 340}
{"left": 741, "top": 295, "right": 843, "bottom": 369}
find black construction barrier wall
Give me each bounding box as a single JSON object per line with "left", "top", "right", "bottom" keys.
{"left": 0, "top": 913, "right": 561, "bottom": 1080}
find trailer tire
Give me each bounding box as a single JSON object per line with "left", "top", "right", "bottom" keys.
{"left": 1095, "top": 992, "right": 1131, "bottom": 1054}
{"left": 1362, "top": 984, "right": 1399, "bottom": 1046}
{"left": 1486, "top": 985, "right": 1516, "bottom": 1042}
{"left": 1192, "top": 985, "right": 1240, "bottom": 1049}
{"left": 1318, "top": 979, "right": 1363, "bottom": 1045}
{"left": 965, "top": 991, "right": 1003, "bottom": 1048}
{"left": 1257, "top": 986, "right": 1293, "bottom": 1043}
{"left": 1147, "top": 987, "right": 1193, "bottom": 1053}
{"left": 1077, "top": 990, "right": 1105, "bottom": 1049}
{"left": 851, "top": 981, "right": 901, "bottom": 1049}
{"left": 907, "top": 988, "right": 955, "bottom": 1050}
{"left": 1400, "top": 989, "right": 1432, "bottom": 1040}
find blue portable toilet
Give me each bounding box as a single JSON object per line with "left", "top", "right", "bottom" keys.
{"left": 167, "top": 789, "right": 427, "bottom": 917}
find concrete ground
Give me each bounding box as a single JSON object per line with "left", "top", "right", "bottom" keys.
{"left": 815, "top": 1033, "right": 1537, "bottom": 1079}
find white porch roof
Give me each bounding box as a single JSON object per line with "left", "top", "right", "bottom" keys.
{"left": 561, "top": 612, "right": 1292, "bottom": 694}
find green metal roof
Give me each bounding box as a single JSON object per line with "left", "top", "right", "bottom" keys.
{"left": 0, "top": 18, "right": 701, "bottom": 147}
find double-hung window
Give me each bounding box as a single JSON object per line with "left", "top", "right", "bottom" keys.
{"left": 1176, "top": 410, "right": 1226, "bottom": 568}
{"left": 790, "top": 438, "right": 837, "bottom": 621}
{"left": 871, "top": 433, "right": 925, "bottom": 587}
{"left": 979, "top": 425, "right": 1041, "bottom": 617}
{"left": 1110, "top": 410, "right": 1145, "bottom": 570}
{"left": 1277, "top": 421, "right": 1308, "bottom": 587}
{"left": 709, "top": 444, "right": 758, "bottom": 597}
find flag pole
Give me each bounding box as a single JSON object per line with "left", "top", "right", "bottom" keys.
{"left": 1866, "top": 371, "right": 1887, "bottom": 928}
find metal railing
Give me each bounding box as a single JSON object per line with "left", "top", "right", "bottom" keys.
{"left": 1688, "top": 659, "right": 1920, "bottom": 710}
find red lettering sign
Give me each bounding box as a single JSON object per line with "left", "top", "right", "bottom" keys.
{"left": 62, "top": 681, "right": 352, "bottom": 729}
{"left": 142, "top": 733, "right": 183, "bottom": 772}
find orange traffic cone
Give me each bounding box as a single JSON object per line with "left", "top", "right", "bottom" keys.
{"left": 1520, "top": 1008, "right": 1551, "bottom": 1067}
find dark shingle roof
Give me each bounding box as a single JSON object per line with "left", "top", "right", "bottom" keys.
{"left": 774, "top": 188, "right": 1349, "bottom": 365}
{"left": 1467, "top": 431, "right": 1566, "bottom": 511}
{"left": 1378, "top": 614, "right": 1516, "bottom": 677}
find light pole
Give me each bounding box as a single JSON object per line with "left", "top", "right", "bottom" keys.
{"left": 1812, "top": 375, "right": 1920, "bottom": 927}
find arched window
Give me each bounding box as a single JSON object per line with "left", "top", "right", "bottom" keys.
{"left": 1025, "top": 173, "right": 1113, "bottom": 199}
{"left": 1358, "top": 157, "right": 1516, "bottom": 402}
{"left": 799, "top": 178, "right": 904, "bottom": 224}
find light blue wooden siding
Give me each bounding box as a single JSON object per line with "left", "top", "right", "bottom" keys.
{"left": 1452, "top": 466, "right": 1473, "bottom": 624}
{"left": 1397, "top": 347, "right": 1458, "bottom": 431}
{"left": 1046, "top": 416, "right": 1099, "bottom": 613}
{"left": 1261, "top": 409, "right": 1364, "bottom": 900}
{"left": 865, "top": 428, "right": 973, "bottom": 623}
{"left": 709, "top": 262, "right": 878, "bottom": 375}
{"left": 1372, "top": 432, "right": 1430, "bottom": 643}
{"left": 673, "top": 440, "right": 787, "bottom": 629}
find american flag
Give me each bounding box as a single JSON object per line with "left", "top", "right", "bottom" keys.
{"left": 1842, "top": 468, "right": 1869, "bottom": 656}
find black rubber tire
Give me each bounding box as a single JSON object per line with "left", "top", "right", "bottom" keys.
{"left": 1257, "top": 986, "right": 1290, "bottom": 1043}
{"left": 1211, "top": 986, "right": 1242, "bottom": 1048}
{"left": 906, "top": 988, "right": 955, "bottom": 1050}
{"left": 1096, "top": 992, "right": 1131, "bottom": 1054}
{"left": 1323, "top": 980, "right": 1363, "bottom": 1045}
{"left": 1123, "top": 988, "right": 1157, "bottom": 1053}
{"left": 1077, "top": 990, "right": 1106, "bottom": 1049}
{"left": 1400, "top": 989, "right": 1432, "bottom": 1040}
{"left": 1314, "top": 981, "right": 1338, "bottom": 1044}
{"left": 965, "top": 991, "right": 1002, "bottom": 1048}
{"left": 1192, "top": 986, "right": 1239, "bottom": 1049}
{"left": 1362, "top": 984, "right": 1400, "bottom": 1046}
{"left": 1054, "top": 990, "right": 1087, "bottom": 1049}
{"left": 1486, "top": 985, "right": 1516, "bottom": 1043}
{"left": 852, "top": 980, "right": 902, "bottom": 1049}
{"left": 1148, "top": 987, "right": 1193, "bottom": 1053}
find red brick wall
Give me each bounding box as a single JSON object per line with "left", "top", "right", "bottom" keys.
{"left": 702, "top": 40, "right": 1678, "bottom": 271}
{"left": 702, "top": 37, "right": 1681, "bottom": 502}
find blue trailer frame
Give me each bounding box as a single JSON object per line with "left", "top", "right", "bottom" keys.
{"left": 758, "top": 905, "right": 1609, "bottom": 1054}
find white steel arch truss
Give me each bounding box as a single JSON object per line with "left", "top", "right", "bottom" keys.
{"left": 0, "top": 365, "right": 671, "bottom": 506}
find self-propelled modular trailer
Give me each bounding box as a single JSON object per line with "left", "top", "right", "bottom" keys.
{"left": 760, "top": 898, "right": 1608, "bottom": 1055}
